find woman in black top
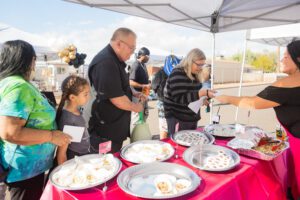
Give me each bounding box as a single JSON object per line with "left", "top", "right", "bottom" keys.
{"left": 216, "top": 40, "right": 300, "bottom": 199}
{"left": 164, "top": 48, "right": 215, "bottom": 136}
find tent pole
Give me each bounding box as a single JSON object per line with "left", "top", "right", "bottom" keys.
{"left": 235, "top": 30, "right": 249, "bottom": 122}
{"left": 210, "top": 33, "right": 216, "bottom": 124}
{"left": 277, "top": 46, "right": 281, "bottom": 72}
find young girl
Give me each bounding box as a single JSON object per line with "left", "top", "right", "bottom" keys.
{"left": 56, "top": 75, "right": 91, "bottom": 165}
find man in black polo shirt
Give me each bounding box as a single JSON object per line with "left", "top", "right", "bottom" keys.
{"left": 88, "top": 27, "right": 144, "bottom": 152}
{"left": 129, "top": 47, "right": 151, "bottom": 128}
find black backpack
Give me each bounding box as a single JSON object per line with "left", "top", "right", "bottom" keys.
{"left": 151, "top": 68, "right": 168, "bottom": 101}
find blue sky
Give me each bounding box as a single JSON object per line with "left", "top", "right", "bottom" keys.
{"left": 1, "top": 0, "right": 279, "bottom": 62}
{"left": 1, "top": 0, "right": 126, "bottom": 33}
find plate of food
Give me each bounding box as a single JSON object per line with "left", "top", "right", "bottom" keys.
{"left": 172, "top": 130, "right": 215, "bottom": 146}
{"left": 117, "top": 162, "right": 200, "bottom": 199}
{"left": 204, "top": 124, "right": 265, "bottom": 138}
{"left": 183, "top": 144, "right": 240, "bottom": 172}
{"left": 50, "top": 154, "right": 122, "bottom": 190}
{"left": 227, "top": 137, "right": 289, "bottom": 161}
{"left": 120, "top": 140, "right": 174, "bottom": 164}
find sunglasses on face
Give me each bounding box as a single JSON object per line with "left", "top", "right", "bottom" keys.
{"left": 193, "top": 61, "right": 205, "bottom": 68}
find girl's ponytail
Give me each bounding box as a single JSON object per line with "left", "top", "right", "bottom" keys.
{"left": 56, "top": 93, "right": 67, "bottom": 122}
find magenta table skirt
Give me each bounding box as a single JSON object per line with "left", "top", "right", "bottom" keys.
{"left": 41, "top": 138, "right": 291, "bottom": 200}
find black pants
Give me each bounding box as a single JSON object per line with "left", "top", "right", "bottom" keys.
{"left": 6, "top": 173, "right": 45, "bottom": 200}
{"left": 166, "top": 117, "right": 198, "bottom": 136}
{"left": 89, "top": 134, "right": 123, "bottom": 153}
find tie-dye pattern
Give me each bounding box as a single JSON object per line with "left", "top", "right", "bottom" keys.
{"left": 0, "top": 76, "right": 56, "bottom": 183}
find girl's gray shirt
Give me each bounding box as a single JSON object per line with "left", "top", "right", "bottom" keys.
{"left": 58, "top": 109, "right": 90, "bottom": 154}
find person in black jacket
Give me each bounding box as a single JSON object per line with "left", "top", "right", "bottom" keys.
{"left": 87, "top": 28, "right": 144, "bottom": 153}
{"left": 151, "top": 67, "right": 168, "bottom": 139}
{"left": 164, "top": 48, "right": 215, "bottom": 136}
{"left": 152, "top": 55, "right": 181, "bottom": 139}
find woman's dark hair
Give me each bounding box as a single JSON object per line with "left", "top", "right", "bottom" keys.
{"left": 0, "top": 40, "right": 36, "bottom": 80}
{"left": 56, "top": 75, "right": 88, "bottom": 122}
{"left": 287, "top": 40, "right": 300, "bottom": 70}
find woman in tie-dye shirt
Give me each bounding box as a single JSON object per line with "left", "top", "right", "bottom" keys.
{"left": 0, "top": 40, "right": 71, "bottom": 200}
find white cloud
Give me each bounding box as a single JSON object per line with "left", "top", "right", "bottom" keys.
{"left": 40, "top": 16, "right": 278, "bottom": 64}
{"left": 78, "top": 20, "right": 94, "bottom": 25}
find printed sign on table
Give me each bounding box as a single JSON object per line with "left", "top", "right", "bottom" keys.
{"left": 99, "top": 141, "right": 112, "bottom": 154}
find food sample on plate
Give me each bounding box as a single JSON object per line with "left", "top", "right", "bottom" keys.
{"left": 124, "top": 143, "right": 174, "bottom": 163}
{"left": 153, "top": 174, "right": 191, "bottom": 196}
{"left": 203, "top": 150, "right": 234, "bottom": 170}
{"left": 253, "top": 137, "right": 286, "bottom": 154}
{"left": 174, "top": 131, "right": 209, "bottom": 146}
{"left": 52, "top": 154, "right": 117, "bottom": 188}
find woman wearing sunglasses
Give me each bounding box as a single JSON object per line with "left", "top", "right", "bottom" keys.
{"left": 163, "top": 48, "right": 215, "bottom": 136}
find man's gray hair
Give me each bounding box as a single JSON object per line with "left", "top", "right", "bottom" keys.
{"left": 110, "top": 27, "right": 136, "bottom": 41}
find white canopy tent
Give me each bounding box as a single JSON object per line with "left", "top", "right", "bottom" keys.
{"left": 248, "top": 23, "right": 300, "bottom": 46}
{"left": 63, "top": 0, "right": 300, "bottom": 122}
{"left": 63, "top": 0, "right": 300, "bottom": 33}
{"left": 0, "top": 23, "right": 58, "bottom": 61}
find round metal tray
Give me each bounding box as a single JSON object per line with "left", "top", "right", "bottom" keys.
{"left": 117, "top": 162, "right": 201, "bottom": 199}
{"left": 120, "top": 140, "right": 175, "bottom": 164}
{"left": 172, "top": 130, "right": 215, "bottom": 146}
{"left": 183, "top": 144, "right": 240, "bottom": 172}
{"left": 49, "top": 154, "right": 122, "bottom": 190}
{"left": 204, "top": 124, "right": 265, "bottom": 138}
{"left": 204, "top": 124, "right": 236, "bottom": 137}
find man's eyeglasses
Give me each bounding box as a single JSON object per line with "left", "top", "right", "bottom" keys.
{"left": 193, "top": 61, "right": 205, "bottom": 68}
{"left": 120, "top": 40, "right": 136, "bottom": 51}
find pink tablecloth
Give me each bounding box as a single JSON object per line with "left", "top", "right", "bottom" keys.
{"left": 41, "top": 138, "right": 290, "bottom": 200}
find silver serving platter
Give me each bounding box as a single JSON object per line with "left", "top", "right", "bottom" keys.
{"left": 49, "top": 154, "right": 122, "bottom": 190}
{"left": 172, "top": 130, "right": 215, "bottom": 146}
{"left": 183, "top": 144, "right": 240, "bottom": 172}
{"left": 120, "top": 140, "right": 175, "bottom": 164}
{"left": 204, "top": 124, "right": 265, "bottom": 138}
{"left": 117, "top": 162, "right": 201, "bottom": 199}
{"left": 227, "top": 138, "right": 289, "bottom": 161}
{"left": 204, "top": 124, "right": 236, "bottom": 137}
